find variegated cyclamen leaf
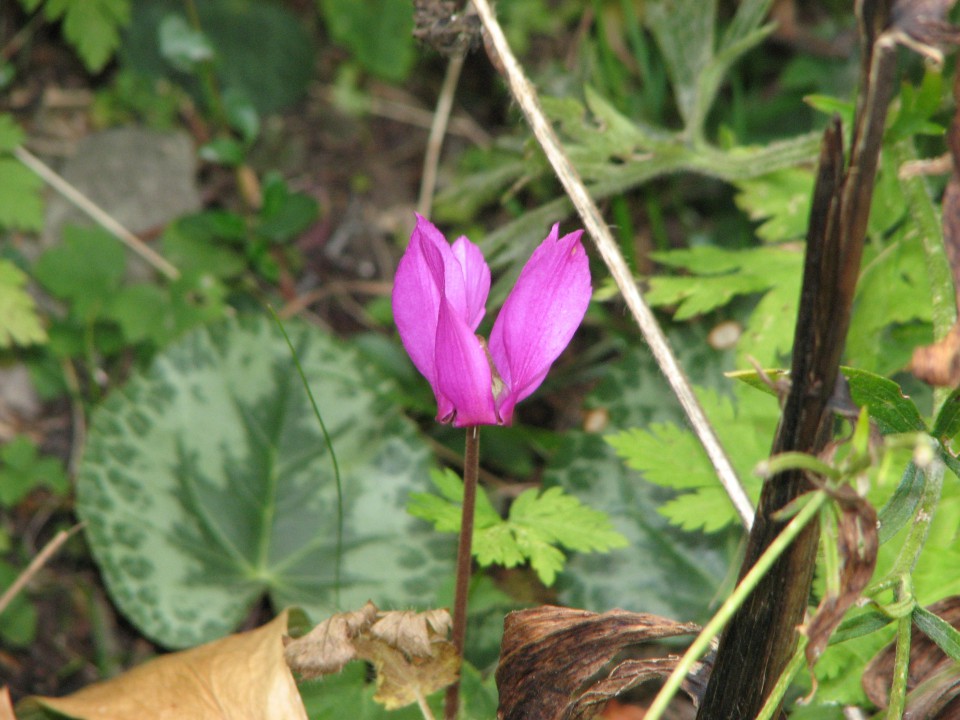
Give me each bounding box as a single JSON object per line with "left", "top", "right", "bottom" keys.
{"left": 77, "top": 315, "right": 450, "bottom": 648}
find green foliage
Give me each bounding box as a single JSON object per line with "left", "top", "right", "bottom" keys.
{"left": 123, "top": 0, "right": 314, "bottom": 115}
{"left": 318, "top": 0, "right": 414, "bottom": 82}
{"left": 0, "top": 560, "right": 38, "bottom": 647}
{"left": 18, "top": 0, "right": 130, "bottom": 72}
{"left": 77, "top": 316, "right": 449, "bottom": 648}
{"left": 33, "top": 227, "right": 127, "bottom": 322}
{"left": 0, "top": 259, "right": 47, "bottom": 348}
{"left": 646, "top": 0, "right": 776, "bottom": 137}
{"left": 298, "top": 659, "right": 497, "bottom": 720}
{"left": 0, "top": 115, "right": 43, "bottom": 232}
{"left": 408, "top": 468, "right": 627, "bottom": 586}
{"left": 0, "top": 436, "right": 68, "bottom": 506}
{"left": 31, "top": 226, "right": 223, "bottom": 357}
{"left": 607, "top": 383, "right": 770, "bottom": 533}
{"left": 91, "top": 70, "right": 185, "bottom": 128}
{"left": 645, "top": 245, "right": 804, "bottom": 365}
{"left": 734, "top": 168, "right": 815, "bottom": 242}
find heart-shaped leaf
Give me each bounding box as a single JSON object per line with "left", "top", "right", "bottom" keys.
{"left": 77, "top": 316, "right": 450, "bottom": 648}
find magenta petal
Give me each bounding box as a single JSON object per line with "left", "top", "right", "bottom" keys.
{"left": 451, "top": 235, "right": 490, "bottom": 331}
{"left": 489, "top": 225, "right": 591, "bottom": 424}
{"left": 435, "top": 296, "right": 498, "bottom": 427}
{"left": 392, "top": 216, "right": 446, "bottom": 390}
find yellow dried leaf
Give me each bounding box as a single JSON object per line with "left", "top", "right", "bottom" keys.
{"left": 18, "top": 612, "right": 305, "bottom": 720}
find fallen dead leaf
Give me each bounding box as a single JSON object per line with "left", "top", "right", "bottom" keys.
{"left": 17, "top": 611, "right": 306, "bottom": 720}
{"left": 495, "top": 605, "right": 700, "bottom": 720}
{"left": 284, "top": 603, "right": 458, "bottom": 711}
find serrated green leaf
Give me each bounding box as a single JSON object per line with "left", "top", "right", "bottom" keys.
{"left": 0, "top": 259, "right": 47, "bottom": 347}
{"left": 847, "top": 229, "right": 932, "bottom": 375}
{"left": 408, "top": 470, "right": 625, "bottom": 587}
{"left": 0, "top": 157, "right": 44, "bottom": 231}
{"left": 647, "top": 245, "right": 803, "bottom": 363}
{"left": 734, "top": 168, "right": 815, "bottom": 242}
{"left": 33, "top": 227, "right": 125, "bottom": 321}
{"left": 77, "top": 316, "right": 450, "bottom": 648}
{"left": 607, "top": 384, "right": 768, "bottom": 533}
{"left": 49, "top": 0, "right": 131, "bottom": 72}
{"left": 508, "top": 486, "right": 628, "bottom": 555}
{"left": 844, "top": 367, "right": 926, "bottom": 435}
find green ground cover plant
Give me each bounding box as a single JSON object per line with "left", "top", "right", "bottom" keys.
{"left": 2, "top": 0, "right": 960, "bottom": 719}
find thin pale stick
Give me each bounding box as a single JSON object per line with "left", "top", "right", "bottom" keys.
{"left": 0, "top": 522, "right": 85, "bottom": 615}
{"left": 469, "top": 0, "right": 753, "bottom": 528}
{"left": 14, "top": 146, "right": 181, "bottom": 281}
{"left": 418, "top": 49, "right": 468, "bottom": 217}
{"left": 444, "top": 425, "right": 480, "bottom": 720}
{"left": 416, "top": 689, "right": 438, "bottom": 720}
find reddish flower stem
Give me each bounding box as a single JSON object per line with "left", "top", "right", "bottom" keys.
{"left": 444, "top": 425, "right": 480, "bottom": 720}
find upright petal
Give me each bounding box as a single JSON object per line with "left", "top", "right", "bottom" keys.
{"left": 435, "top": 296, "right": 498, "bottom": 427}
{"left": 392, "top": 217, "right": 445, "bottom": 389}
{"left": 488, "top": 225, "right": 591, "bottom": 424}
{"left": 451, "top": 235, "right": 490, "bottom": 331}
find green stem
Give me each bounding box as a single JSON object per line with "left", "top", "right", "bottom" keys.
{"left": 754, "top": 636, "right": 808, "bottom": 720}
{"left": 444, "top": 426, "right": 479, "bottom": 720}
{"left": 646, "top": 490, "right": 829, "bottom": 720}
{"left": 886, "top": 612, "right": 912, "bottom": 719}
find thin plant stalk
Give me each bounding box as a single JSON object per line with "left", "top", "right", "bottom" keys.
{"left": 468, "top": 0, "right": 753, "bottom": 529}
{"left": 645, "top": 490, "right": 828, "bottom": 720}
{"left": 444, "top": 425, "right": 480, "bottom": 720}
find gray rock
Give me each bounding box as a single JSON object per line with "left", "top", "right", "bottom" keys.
{"left": 42, "top": 127, "right": 201, "bottom": 277}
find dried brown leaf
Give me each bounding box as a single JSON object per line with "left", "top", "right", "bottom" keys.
{"left": 864, "top": 596, "right": 960, "bottom": 717}
{"left": 368, "top": 608, "right": 452, "bottom": 657}
{"left": 17, "top": 612, "right": 306, "bottom": 720}
{"left": 496, "top": 605, "right": 700, "bottom": 720}
{"left": 355, "top": 634, "right": 459, "bottom": 710}
{"left": 283, "top": 601, "right": 377, "bottom": 679}
{"left": 284, "top": 603, "right": 457, "bottom": 711}
{"left": 804, "top": 487, "right": 879, "bottom": 668}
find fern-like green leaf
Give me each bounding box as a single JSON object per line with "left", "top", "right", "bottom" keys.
{"left": 25, "top": 0, "right": 130, "bottom": 72}
{"left": 408, "top": 470, "right": 627, "bottom": 586}
{"left": 0, "top": 260, "right": 47, "bottom": 348}
{"left": 607, "top": 385, "right": 772, "bottom": 533}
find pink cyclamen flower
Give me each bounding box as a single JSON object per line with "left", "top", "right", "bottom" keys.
{"left": 392, "top": 214, "right": 591, "bottom": 427}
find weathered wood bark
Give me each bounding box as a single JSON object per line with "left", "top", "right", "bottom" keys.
{"left": 696, "top": 1, "right": 899, "bottom": 716}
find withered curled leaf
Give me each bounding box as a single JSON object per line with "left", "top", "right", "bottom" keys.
{"left": 283, "top": 601, "right": 378, "bottom": 678}
{"left": 284, "top": 602, "right": 457, "bottom": 711}
{"left": 496, "top": 605, "right": 700, "bottom": 720}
